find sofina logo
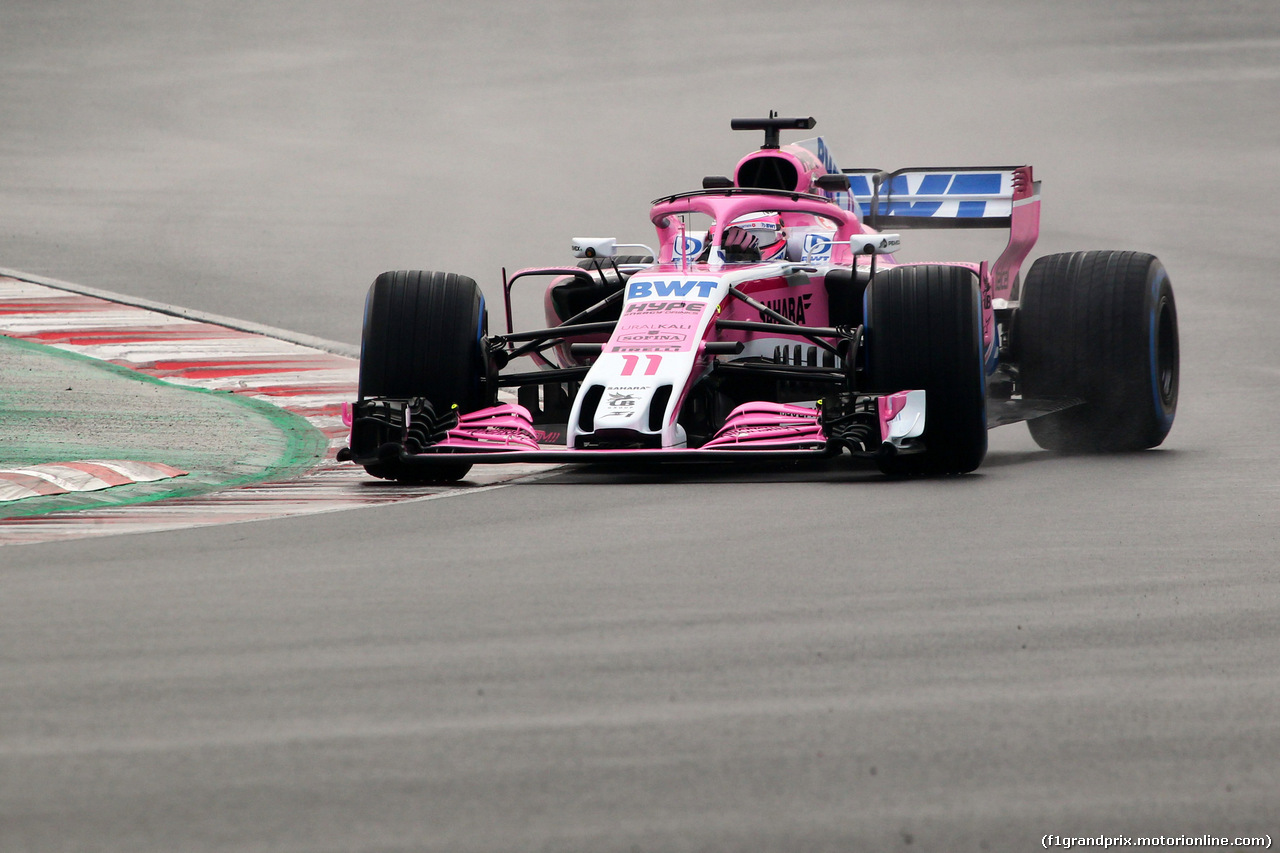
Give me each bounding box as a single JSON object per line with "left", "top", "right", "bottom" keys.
{"left": 618, "top": 331, "right": 684, "bottom": 342}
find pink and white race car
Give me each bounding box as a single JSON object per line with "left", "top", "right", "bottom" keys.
{"left": 338, "top": 115, "right": 1179, "bottom": 480}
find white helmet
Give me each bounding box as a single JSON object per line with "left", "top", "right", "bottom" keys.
{"left": 730, "top": 213, "right": 786, "bottom": 260}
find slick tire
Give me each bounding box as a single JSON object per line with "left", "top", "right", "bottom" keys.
{"left": 1019, "top": 251, "right": 1178, "bottom": 452}
{"left": 866, "top": 264, "right": 988, "bottom": 475}
{"left": 357, "top": 270, "right": 493, "bottom": 482}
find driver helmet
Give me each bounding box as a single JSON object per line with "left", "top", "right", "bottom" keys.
{"left": 697, "top": 224, "right": 763, "bottom": 263}
{"left": 730, "top": 212, "right": 786, "bottom": 260}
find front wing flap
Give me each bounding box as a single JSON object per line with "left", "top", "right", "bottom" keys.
{"left": 341, "top": 392, "right": 928, "bottom": 468}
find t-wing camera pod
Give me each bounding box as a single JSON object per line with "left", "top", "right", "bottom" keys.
{"left": 730, "top": 113, "right": 817, "bottom": 150}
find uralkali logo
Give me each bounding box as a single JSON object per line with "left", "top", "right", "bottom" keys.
{"left": 626, "top": 279, "right": 718, "bottom": 300}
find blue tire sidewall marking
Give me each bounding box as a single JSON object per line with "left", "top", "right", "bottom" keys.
{"left": 358, "top": 286, "right": 374, "bottom": 396}
{"left": 1148, "top": 266, "right": 1174, "bottom": 428}
{"left": 862, "top": 284, "right": 872, "bottom": 376}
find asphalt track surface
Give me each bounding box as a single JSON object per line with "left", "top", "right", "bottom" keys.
{"left": 2, "top": 2, "right": 1279, "bottom": 851}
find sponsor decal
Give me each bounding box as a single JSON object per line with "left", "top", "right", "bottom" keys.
{"left": 848, "top": 171, "right": 1008, "bottom": 219}
{"left": 623, "top": 301, "right": 704, "bottom": 315}
{"left": 618, "top": 332, "right": 684, "bottom": 343}
{"left": 759, "top": 293, "right": 813, "bottom": 325}
{"left": 734, "top": 215, "right": 781, "bottom": 246}
{"left": 614, "top": 308, "right": 698, "bottom": 353}
{"left": 533, "top": 429, "right": 562, "bottom": 443}
{"left": 813, "top": 137, "right": 839, "bottom": 176}
{"left": 626, "top": 279, "right": 718, "bottom": 300}
{"left": 604, "top": 392, "right": 639, "bottom": 412}
{"left": 852, "top": 234, "right": 901, "bottom": 255}
{"left": 610, "top": 344, "right": 683, "bottom": 353}
{"left": 798, "top": 138, "right": 856, "bottom": 211}
{"left": 802, "top": 233, "right": 832, "bottom": 259}
{"left": 672, "top": 235, "right": 704, "bottom": 258}
{"left": 992, "top": 267, "right": 1010, "bottom": 300}
{"left": 980, "top": 275, "right": 995, "bottom": 351}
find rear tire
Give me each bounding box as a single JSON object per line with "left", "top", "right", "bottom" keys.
{"left": 866, "top": 265, "right": 988, "bottom": 475}
{"left": 357, "top": 270, "right": 493, "bottom": 481}
{"left": 1019, "top": 251, "right": 1178, "bottom": 452}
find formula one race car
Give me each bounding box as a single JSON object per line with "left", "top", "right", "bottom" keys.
{"left": 338, "top": 115, "right": 1179, "bottom": 480}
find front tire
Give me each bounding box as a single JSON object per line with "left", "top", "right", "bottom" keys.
{"left": 1019, "top": 251, "right": 1178, "bottom": 452}
{"left": 865, "top": 265, "right": 988, "bottom": 475}
{"left": 356, "top": 270, "right": 492, "bottom": 482}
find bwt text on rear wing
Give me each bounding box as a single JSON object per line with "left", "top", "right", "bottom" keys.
{"left": 845, "top": 165, "right": 1041, "bottom": 304}
{"left": 845, "top": 165, "right": 1040, "bottom": 230}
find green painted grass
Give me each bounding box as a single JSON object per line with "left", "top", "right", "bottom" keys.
{"left": 0, "top": 334, "right": 330, "bottom": 518}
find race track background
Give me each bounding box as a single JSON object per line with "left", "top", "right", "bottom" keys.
{"left": 0, "top": 272, "right": 552, "bottom": 543}
{"left": 1, "top": 2, "right": 1278, "bottom": 851}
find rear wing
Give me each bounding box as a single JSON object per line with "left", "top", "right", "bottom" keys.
{"left": 846, "top": 165, "right": 1042, "bottom": 303}
{"left": 728, "top": 138, "right": 1039, "bottom": 232}
{"left": 845, "top": 166, "right": 1038, "bottom": 229}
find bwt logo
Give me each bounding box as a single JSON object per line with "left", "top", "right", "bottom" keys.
{"left": 626, "top": 279, "right": 719, "bottom": 300}
{"left": 672, "top": 236, "right": 704, "bottom": 258}
{"left": 802, "top": 233, "right": 832, "bottom": 258}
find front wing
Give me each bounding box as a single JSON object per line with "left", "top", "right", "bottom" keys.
{"left": 340, "top": 393, "right": 928, "bottom": 469}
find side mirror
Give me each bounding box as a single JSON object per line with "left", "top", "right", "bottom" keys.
{"left": 571, "top": 237, "right": 617, "bottom": 259}
{"left": 850, "top": 233, "right": 901, "bottom": 255}
{"left": 814, "top": 173, "right": 850, "bottom": 192}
